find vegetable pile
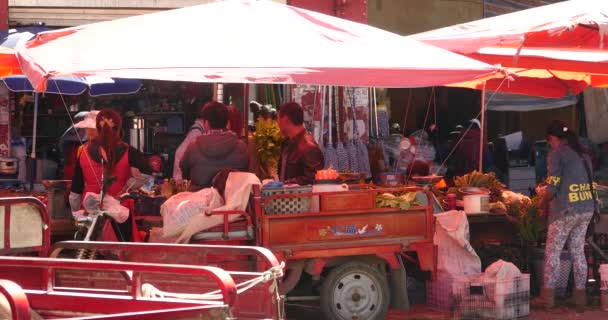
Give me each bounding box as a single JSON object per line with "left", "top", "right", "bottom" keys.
{"left": 453, "top": 171, "right": 505, "bottom": 189}
{"left": 376, "top": 192, "right": 418, "bottom": 210}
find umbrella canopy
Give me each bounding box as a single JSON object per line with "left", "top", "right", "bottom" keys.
{"left": 0, "top": 47, "right": 21, "bottom": 77}
{"left": 15, "top": 0, "right": 499, "bottom": 92}
{"left": 1, "top": 27, "right": 50, "bottom": 48}
{"left": 2, "top": 75, "right": 142, "bottom": 96}
{"left": 411, "top": 0, "right": 608, "bottom": 98}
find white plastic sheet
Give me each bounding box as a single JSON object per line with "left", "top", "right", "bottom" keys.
{"left": 434, "top": 210, "right": 481, "bottom": 279}
{"left": 160, "top": 188, "right": 223, "bottom": 238}
{"left": 176, "top": 172, "right": 261, "bottom": 243}
{"left": 484, "top": 259, "right": 522, "bottom": 280}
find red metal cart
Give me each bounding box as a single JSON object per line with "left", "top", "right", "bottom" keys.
{"left": 0, "top": 257, "right": 237, "bottom": 319}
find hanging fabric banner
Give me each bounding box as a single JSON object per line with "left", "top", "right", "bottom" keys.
{"left": 0, "top": 83, "right": 10, "bottom": 157}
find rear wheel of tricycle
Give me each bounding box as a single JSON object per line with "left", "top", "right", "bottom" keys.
{"left": 320, "top": 261, "right": 390, "bottom": 320}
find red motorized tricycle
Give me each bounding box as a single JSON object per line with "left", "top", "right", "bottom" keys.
{"left": 0, "top": 182, "right": 436, "bottom": 320}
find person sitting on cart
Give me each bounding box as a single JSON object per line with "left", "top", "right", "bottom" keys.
{"left": 277, "top": 102, "right": 324, "bottom": 185}
{"left": 62, "top": 111, "right": 99, "bottom": 180}
{"left": 69, "top": 109, "right": 153, "bottom": 242}
{"left": 180, "top": 101, "right": 248, "bottom": 191}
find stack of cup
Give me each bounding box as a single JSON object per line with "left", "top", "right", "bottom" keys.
{"left": 600, "top": 264, "right": 608, "bottom": 311}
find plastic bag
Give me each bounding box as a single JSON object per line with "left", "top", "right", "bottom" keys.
{"left": 160, "top": 188, "right": 223, "bottom": 238}
{"left": 396, "top": 137, "right": 416, "bottom": 172}
{"left": 83, "top": 192, "right": 129, "bottom": 223}
{"left": 176, "top": 172, "right": 261, "bottom": 243}
{"left": 410, "top": 130, "right": 436, "bottom": 163}
{"left": 434, "top": 210, "right": 481, "bottom": 279}
{"left": 483, "top": 259, "right": 521, "bottom": 280}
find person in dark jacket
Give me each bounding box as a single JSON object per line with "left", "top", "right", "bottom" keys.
{"left": 534, "top": 120, "right": 595, "bottom": 312}
{"left": 277, "top": 102, "right": 324, "bottom": 185}
{"left": 180, "top": 101, "right": 248, "bottom": 191}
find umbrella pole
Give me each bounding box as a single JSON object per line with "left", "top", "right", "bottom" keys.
{"left": 30, "top": 92, "right": 39, "bottom": 191}
{"left": 479, "top": 81, "right": 486, "bottom": 172}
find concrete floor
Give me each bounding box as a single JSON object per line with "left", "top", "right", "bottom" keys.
{"left": 286, "top": 303, "right": 608, "bottom": 319}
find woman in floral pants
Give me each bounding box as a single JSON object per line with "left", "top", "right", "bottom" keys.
{"left": 539, "top": 121, "right": 595, "bottom": 313}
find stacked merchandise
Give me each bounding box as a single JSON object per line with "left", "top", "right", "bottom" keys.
{"left": 293, "top": 85, "right": 371, "bottom": 178}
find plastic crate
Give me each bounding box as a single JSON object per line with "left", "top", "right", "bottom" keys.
{"left": 261, "top": 186, "right": 312, "bottom": 214}
{"left": 453, "top": 274, "right": 530, "bottom": 319}
{"left": 426, "top": 278, "right": 455, "bottom": 312}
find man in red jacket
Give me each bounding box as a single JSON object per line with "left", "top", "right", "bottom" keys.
{"left": 277, "top": 102, "right": 324, "bottom": 185}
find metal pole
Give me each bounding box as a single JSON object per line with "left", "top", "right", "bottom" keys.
{"left": 479, "top": 81, "right": 486, "bottom": 172}
{"left": 30, "top": 92, "right": 39, "bottom": 190}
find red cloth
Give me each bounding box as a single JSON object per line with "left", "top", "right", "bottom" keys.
{"left": 79, "top": 145, "right": 130, "bottom": 198}
{"left": 411, "top": 1, "right": 608, "bottom": 98}
{"left": 63, "top": 144, "right": 79, "bottom": 180}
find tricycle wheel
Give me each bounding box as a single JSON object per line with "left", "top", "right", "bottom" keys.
{"left": 320, "top": 261, "right": 389, "bottom": 320}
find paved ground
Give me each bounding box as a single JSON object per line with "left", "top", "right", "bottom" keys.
{"left": 286, "top": 302, "right": 608, "bottom": 319}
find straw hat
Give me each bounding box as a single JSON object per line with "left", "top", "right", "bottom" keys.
{"left": 74, "top": 111, "right": 100, "bottom": 129}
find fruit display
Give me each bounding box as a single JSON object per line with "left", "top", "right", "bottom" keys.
{"left": 315, "top": 168, "right": 339, "bottom": 180}
{"left": 376, "top": 192, "right": 418, "bottom": 210}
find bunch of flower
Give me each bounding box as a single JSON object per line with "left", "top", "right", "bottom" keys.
{"left": 254, "top": 117, "right": 285, "bottom": 172}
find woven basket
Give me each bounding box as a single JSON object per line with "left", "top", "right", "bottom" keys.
{"left": 261, "top": 186, "right": 312, "bottom": 214}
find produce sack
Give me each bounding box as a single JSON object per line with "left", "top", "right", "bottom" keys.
{"left": 176, "top": 172, "right": 261, "bottom": 243}
{"left": 434, "top": 210, "right": 481, "bottom": 279}
{"left": 161, "top": 188, "right": 223, "bottom": 238}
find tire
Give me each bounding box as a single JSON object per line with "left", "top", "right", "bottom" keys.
{"left": 320, "top": 261, "right": 390, "bottom": 320}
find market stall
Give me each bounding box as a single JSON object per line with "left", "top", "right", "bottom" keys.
{"left": 405, "top": 0, "right": 608, "bottom": 313}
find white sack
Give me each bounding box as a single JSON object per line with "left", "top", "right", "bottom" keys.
{"left": 161, "top": 187, "right": 223, "bottom": 238}
{"left": 434, "top": 210, "right": 481, "bottom": 279}
{"left": 176, "top": 172, "right": 261, "bottom": 243}
{"left": 483, "top": 259, "right": 521, "bottom": 280}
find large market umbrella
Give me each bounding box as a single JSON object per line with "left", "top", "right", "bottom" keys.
{"left": 2, "top": 75, "right": 142, "bottom": 96}
{"left": 14, "top": 0, "right": 499, "bottom": 92}
{"left": 410, "top": 0, "right": 608, "bottom": 98}
{"left": 0, "top": 47, "right": 22, "bottom": 77}
{"left": 8, "top": 75, "right": 142, "bottom": 188}
{"left": 0, "top": 29, "right": 142, "bottom": 186}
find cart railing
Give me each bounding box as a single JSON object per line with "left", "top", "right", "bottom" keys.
{"left": 50, "top": 241, "right": 280, "bottom": 271}
{"left": 0, "top": 256, "right": 240, "bottom": 319}
{"left": 0, "top": 279, "right": 231, "bottom": 320}
{"left": 0, "top": 197, "right": 50, "bottom": 256}
{"left": 0, "top": 256, "right": 237, "bottom": 305}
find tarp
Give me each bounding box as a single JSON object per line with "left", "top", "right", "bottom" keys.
{"left": 583, "top": 88, "right": 608, "bottom": 144}
{"left": 411, "top": 0, "right": 608, "bottom": 98}
{"left": 486, "top": 91, "right": 577, "bottom": 112}
{"left": 14, "top": 0, "right": 499, "bottom": 92}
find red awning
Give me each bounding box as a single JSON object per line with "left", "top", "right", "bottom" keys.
{"left": 0, "top": 47, "right": 22, "bottom": 77}
{"left": 411, "top": 0, "right": 608, "bottom": 98}
{"left": 15, "top": 0, "right": 498, "bottom": 92}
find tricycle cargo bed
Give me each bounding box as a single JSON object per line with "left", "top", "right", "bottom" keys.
{"left": 259, "top": 187, "right": 434, "bottom": 257}
{"left": 0, "top": 257, "right": 235, "bottom": 320}
{"left": 264, "top": 205, "right": 429, "bottom": 250}
{"left": 0, "top": 242, "right": 285, "bottom": 320}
